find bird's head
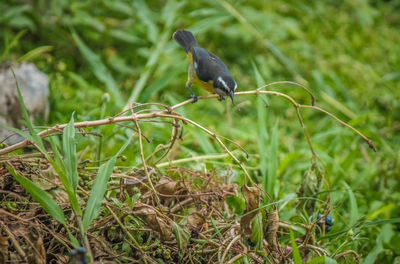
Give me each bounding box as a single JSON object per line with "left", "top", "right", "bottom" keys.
{"left": 214, "top": 75, "right": 237, "bottom": 103}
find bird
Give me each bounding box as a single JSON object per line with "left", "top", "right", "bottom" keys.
{"left": 173, "top": 30, "right": 237, "bottom": 103}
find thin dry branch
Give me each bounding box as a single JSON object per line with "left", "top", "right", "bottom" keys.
{"left": 129, "top": 106, "right": 160, "bottom": 205}
{"left": 0, "top": 87, "right": 376, "bottom": 157}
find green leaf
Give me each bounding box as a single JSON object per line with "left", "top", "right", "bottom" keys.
{"left": 306, "top": 256, "right": 326, "bottom": 264}
{"left": 18, "top": 45, "right": 53, "bottom": 62}
{"left": 367, "top": 203, "right": 396, "bottom": 220}
{"left": 226, "top": 195, "right": 245, "bottom": 214}
{"left": 132, "top": 0, "right": 158, "bottom": 43}
{"left": 267, "top": 120, "right": 279, "bottom": 196}
{"left": 307, "top": 256, "right": 337, "bottom": 264}
{"left": 11, "top": 69, "right": 46, "bottom": 152}
{"left": 127, "top": 0, "right": 176, "bottom": 104}
{"left": 250, "top": 213, "right": 263, "bottom": 250}
{"left": 82, "top": 155, "right": 116, "bottom": 232}
{"left": 290, "top": 229, "right": 301, "bottom": 264}
{"left": 67, "top": 229, "right": 80, "bottom": 248}
{"left": 252, "top": 62, "right": 270, "bottom": 198}
{"left": 364, "top": 232, "right": 384, "bottom": 264}
{"left": 365, "top": 218, "right": 400, "bottom": 226}
{"left": 189, "top": 15, "right": 230, "bottom": 32}
{"left": 298, "top": 164, "right": 321, "bottom": 215}
{"left": 48, "top": 134, "right": 82, "bottom": 216}
{"left": 210, "top": 216, "right": 222, "bottom": 239}
{"left": 63, "top": 113, "right": 78, "bottom": 193}
{"left": 139, "top": 68, "right": 181, "bottom": 102}
{"left": 71, "top": 30, "right": 123, "bottom": 106}
{"left": 342, "top": 181, "right": 359, "bottom": 226}
{"left": 192, "top": 130, "right": 216, "bottom": 154}
{"left": 0, "top": 30, "right": 27, "bottom": 63}
{"left": 82, "top": 136, "right": 132, "bottom": 232}
{"left": 0, "top": 123, "right": 35, "bottom": 144}
{"left": 172, "top": 221, "right": 190, "bottom": 261}
{"left": 325, "top": 257, "right": 337, "bottom": 264}
{"left": 8, "top": 167, "right": 66, "bottom": 225}
{"left": 48, "top": 135, "right": 65, "bottom": 176}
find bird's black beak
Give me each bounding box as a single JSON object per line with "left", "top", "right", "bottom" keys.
{"left": 229, "top": 90, "right": 234, "bottom": 104}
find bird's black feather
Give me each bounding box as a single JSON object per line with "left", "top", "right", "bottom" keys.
{"left": 192, "top": 47, "right": 230, "bottom": 83}
{"left": 173, "top": 30, "right": 198, "bottom": 53}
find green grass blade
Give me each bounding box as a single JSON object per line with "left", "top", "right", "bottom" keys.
{"left": 60, "top": 114, "right": 83, "bottom": 216}
{"left": 8, "top": 167, "right": 66, "bottom": 225}
{"left": 364, "top": 232, "right": 384, "bottom": 264}
{"left": 82, "top": 136, "right": 132, "bottom": 232}
{"left": 252, "top": 62, "right": 270, "bottom": 197}
{"left": 290, "top": 229, "right": 302, "bottom": 264}
{"left": 193, "top": 131, "right": 216, "bottom": 154}
{"left": 365, "top": 218, "right": 400, "bottom": 226}
{"left": 306, "top": 256, "right": 326, "bottom": 264}
{"left": 63, "top": 113, "right": 78, "bottom": 193}
{"left": 307, "top": 256, "right": 337, "bottom": 264}
{"left": 48, "top": 135, "right": 65, "bottom": 175}
{"left": 127, "top": 0, "right": 176, "bottom": 104}
{"left": 342, "top": 181, "right": 359, "bottom": 226}
{"left": 82, "top": 156, "right": 116, "bottom": 232}
{"left": 219, "top": 0, "right": 300, "bottom": 76}
{"left": 139, "top": 68, "right": 181, "bottom": 102}
{"left": 11, "top": 69, "right": 46, "bottom": 152}
{"left": 0, "top": 123, "right": 35, "bottom": 144}
{"left": 324, "top": 257, "right": 338, "bottom": 264}
{"left": 267, "top": 120, "right": 279, "bottom": 196}
{"left": 71, "top": 30, "right": 123, "bottom": 106}
{"left": 0, "top": 30, "right": 27, "bottom": 63}
{"left": 132, "top": 0, "right": 158, "bottom": 43}
{"left": 265, "top": 41, "right": 300, "bottom": 77}
{"left": 67, "top": 228, "right": 80, "bottom": 248}
{"left": 18, "top": 45, "right": 53, "bottom": 62}
{"left": 48, "top": 134, "right": 82, "bottom": 216}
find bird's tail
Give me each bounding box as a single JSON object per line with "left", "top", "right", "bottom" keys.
{"left": 173, "top": 30, "right": 198, "bottom": 53}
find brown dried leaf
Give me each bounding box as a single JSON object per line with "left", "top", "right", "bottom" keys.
{"left": 133, "top": 203, "right": 172, "bottom": 241}
{"left": 155, "top": 176, "right": 177, "bottom": 195}
{"left": 0, "top": 236, "right": 8, "bottom": 264}
{"left": 265, "top": 209, "right": 283, "bottom": 262}
{"left": 240, "top": 185, "right": 260, "bottom": 237}
{"left": 53, "top": 254, "right": 69, "bottom": 264}
{"left": 31, "top": 233, "right": 46, "bottom": 264}
{"left": 52, "top": 189, "right": 69, "bottom": 205}
{"left": 91, "top": 235, "right": 115, "bottom": 260}
{"left": 186, "top": 211, "right": 206, "bottom": 230}
{"left": 120, "top": 175, "right": 147, "bottom": 197}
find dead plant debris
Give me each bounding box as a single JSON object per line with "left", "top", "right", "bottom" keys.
{"left": 0, "top": 158, "right": 359, "bottom": 263}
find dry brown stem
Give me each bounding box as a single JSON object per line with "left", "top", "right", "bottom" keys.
{"left": 0, "top": 87, "right": 376, "bottom": 157}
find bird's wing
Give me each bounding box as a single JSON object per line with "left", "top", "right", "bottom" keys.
{"left": 192, "top": 47, "right": 228, "bottom": 83}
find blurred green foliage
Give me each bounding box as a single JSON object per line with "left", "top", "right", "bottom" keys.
{"left": 1, "top": 0, "right": 400, "bottom": 262}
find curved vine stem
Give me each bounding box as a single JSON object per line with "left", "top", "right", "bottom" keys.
{"left": 0, "top": 84, "right": 376, "bottom": 158}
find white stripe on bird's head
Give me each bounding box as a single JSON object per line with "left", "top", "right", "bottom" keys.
{"left": 217, "top": 76, "right": 229, "bottom": 91}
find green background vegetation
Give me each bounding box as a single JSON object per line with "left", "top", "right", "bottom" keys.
{"left": 1, "top": 0, "right": 399, "bottom": 263}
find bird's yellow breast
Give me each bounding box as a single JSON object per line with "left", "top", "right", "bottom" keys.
{"left": 187, "top": 51, "right": 214, "bottom": 93}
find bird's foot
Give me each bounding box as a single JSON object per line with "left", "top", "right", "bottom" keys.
{"left": 190, "top": 94, "right": 198, "bottom": 103}
{"left": 218, "top": 95, "right": 225, "bottom": 101}
{"left": 186, "top": 85, "right": 198, "bottom": 103}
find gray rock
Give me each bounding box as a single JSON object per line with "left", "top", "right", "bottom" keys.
{"left": 0, "top": 63, "right": 49, "bottom": 145}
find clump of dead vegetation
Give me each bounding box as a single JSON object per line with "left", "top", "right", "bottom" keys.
{"left": 0, "top": 81, "right": 371, "bottom": 263}
{"left": 1, "top": 158, "right": 281, "bottom": 263}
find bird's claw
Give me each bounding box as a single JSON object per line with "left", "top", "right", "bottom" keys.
{"left": 190, "top": 94, "right": 198, "bottom": 103}
{"left": 218, "top": 95, "right": 225, "bottom": 101}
